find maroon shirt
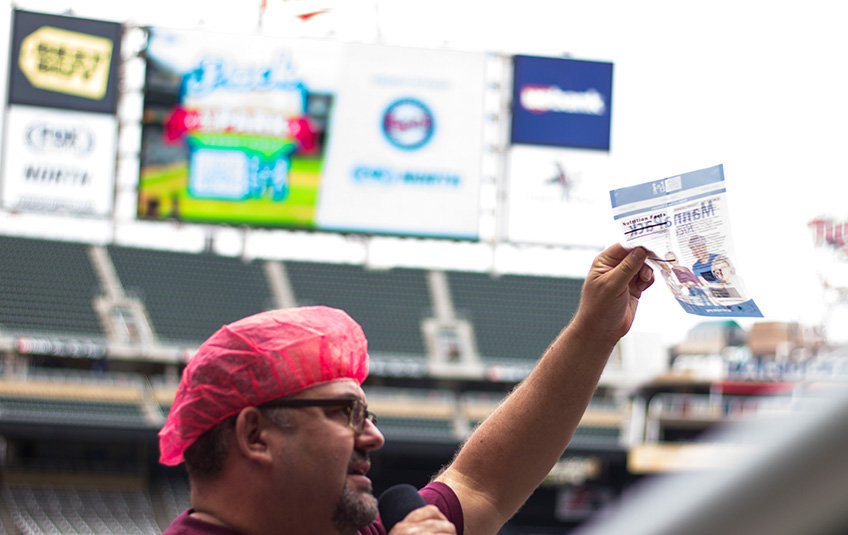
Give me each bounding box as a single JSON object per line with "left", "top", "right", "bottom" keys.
{"left": 162, "top": 481, "right": 463, "bottom": 535}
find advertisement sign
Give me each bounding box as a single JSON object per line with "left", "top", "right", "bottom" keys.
{"left": 8, "top": 10, "right": 122, "bottom": 114}
{"left": 809, "top": 218, "right": 848, "bottom": 259}
{"left": 1, "top": 105, "right": 117, "bottom": 215}
{"left": 510, "top": 55, "right": 613, "bottom": 151}
{"left": 504, "top": 146, "right": 609, "bottom": 247}
{"left": 140, "top": 30, "right": 485, "bottom": 239}
{"left": 139, "top": 28, "right": 344, "bottom": 228}
{"left": 316, "top": 43, "right": 485, "bottom": 239}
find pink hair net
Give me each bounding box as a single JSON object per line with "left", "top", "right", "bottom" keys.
{"left": 158, "top": 306, "right": 369, "bottom": 466}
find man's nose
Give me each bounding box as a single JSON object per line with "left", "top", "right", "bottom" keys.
{"left": 356, "top": 417, "right": 385, "bottom": 451}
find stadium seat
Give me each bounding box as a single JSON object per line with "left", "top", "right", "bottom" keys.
{"left": 106, "top": 245, "right": 274, "bottom": 345}
{"left": 446, "top": 271, "right": 583, "bottom": 362}
{"left": 0, "top": 236, "right": 104, "bottom": 338}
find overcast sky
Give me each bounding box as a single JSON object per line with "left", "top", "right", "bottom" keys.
{"left": 3, "top": 0, "right": 848, "bottom": 347}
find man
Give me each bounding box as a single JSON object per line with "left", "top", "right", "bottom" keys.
{"left": 158, "top": 244, "right": 654, "bottom": 535}
{"left": 688, "top": 235, "right": 726, "bottom": 284}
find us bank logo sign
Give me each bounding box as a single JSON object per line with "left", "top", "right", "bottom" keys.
{"left": 510, "top": 55, "right": 613, "bottom": 151}
{"left": 381, "top": 98, "right": 435, "bottom": 150}
{"left": 8, "top": 10, "right": 122, "bottom": 114}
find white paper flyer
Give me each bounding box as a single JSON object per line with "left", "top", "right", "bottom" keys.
{"left": 610, "top": 164, "right": 762, "bottom": 317}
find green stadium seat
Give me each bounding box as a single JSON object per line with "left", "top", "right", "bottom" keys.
{"left": 0, "top": 236, "right": 104, "bottom": 337}
{"left": 446, "top": 271, "right": 583, "bottom": 362}
{"left": 107, "top": 246, "right": 274, "bottom": 345}
{"left": 284, "top": 261, "right": 431, "bottom": 356}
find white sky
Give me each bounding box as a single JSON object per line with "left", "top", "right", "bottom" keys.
{"left": 3, "top": 0, "right": 848, "bottom": 347}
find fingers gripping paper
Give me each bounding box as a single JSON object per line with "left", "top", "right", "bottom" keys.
{"left": 158, "top": 306, "right": 369, "bottom": 465}
{"left": 610, "top": 164, "right": 762, "bottom": 318}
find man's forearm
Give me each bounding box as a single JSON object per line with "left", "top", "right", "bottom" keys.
{"left": 434, "top": 245, "right": 653, "bottom": 535}
{"left": 436, "top": 320, "right": 618, "bottom": 533}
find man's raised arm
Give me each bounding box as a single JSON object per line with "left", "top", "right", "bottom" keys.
{"left": 435, "top": 244, "right": 654, "bottom": 535}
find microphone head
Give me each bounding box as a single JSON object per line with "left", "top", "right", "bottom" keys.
{"left": 378, "top": 484, "right": 427, "bottom": 533}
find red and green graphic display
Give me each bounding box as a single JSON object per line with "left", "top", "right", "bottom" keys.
{"left": 139, "top": 28, "right": 338, "bottom": 228}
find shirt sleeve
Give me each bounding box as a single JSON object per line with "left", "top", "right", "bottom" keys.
{"left": 360, "top": 482, "right": 464, "bottom": 535}
{"left": 420, "top": 481, "right": 464, "bottom": 535}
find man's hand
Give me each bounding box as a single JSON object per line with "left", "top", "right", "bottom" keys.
{"left": 387, "top": 506, "right": 457, "bottom": 535}
{"left": 571, "top": 244, "right": 654, "bottom": 344}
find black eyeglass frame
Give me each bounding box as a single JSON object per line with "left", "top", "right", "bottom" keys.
{"left": 257, "top": 397, "right": 377, "bottom": 432}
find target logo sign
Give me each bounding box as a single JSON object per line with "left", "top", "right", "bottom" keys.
{"left": 381, "top": 98, "right": 435, "bottom": 150}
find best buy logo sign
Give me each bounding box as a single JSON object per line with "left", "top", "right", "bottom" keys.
{"left": 19, "top": 25, "right": 113, "bottom": 100}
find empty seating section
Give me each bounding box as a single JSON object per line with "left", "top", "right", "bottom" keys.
{"left": 0, "top": 398, "right": 147, "bottom": 428}
{"left": 462, "top": 391, "right": 624, "bottom": 447}
{"left": 106, "top": 246, "right": 273, "bottom": 345}
{"left": 3, "top": 485, "right": 159, "bottom": 535}
{"left": 0, "top": 235, "right": 587, "bottom": 365}
{"left": 284, "top": 262, "right": 430, "bottom": 355}
{"left": 447, "top": 271, "right": 583, "bottom": 362}
{"left": 0, "top": 371, "right": 150, "bottom": 428}
{"left": 375, "top": 417, "right": 456, "bottom": 441}
{"left": 366, "top": 386, "right": 455, "bottom": 413}
{"left": 366, "top": 387, "right": 457, "bottom": 441}
{"left": 2, "top": 369, "right": 145, "bottom": 402}
{"left": 0, "top": 236, "right": 103, "bottom": 337}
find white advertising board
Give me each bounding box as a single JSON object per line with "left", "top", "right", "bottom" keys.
{"left": 1, "top": 105, "right": 117, "bottom": 216}
{"left": 505, "top": 145, "right": 609, "bottom": 247}
{"left": 317, "top": 43, "right": 486, "bottom": 239}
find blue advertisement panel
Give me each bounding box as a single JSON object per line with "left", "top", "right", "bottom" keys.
{"left": 510, "top": 55, "right": 613, "bottom": 151}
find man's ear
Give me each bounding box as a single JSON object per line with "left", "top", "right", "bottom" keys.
{"left": 233, "top": 407, "right": 276, "bottom": 465}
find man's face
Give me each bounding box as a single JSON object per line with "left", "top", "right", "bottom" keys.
{"left": 690, "top": 240, "right": 708, "bottom": 261}
{"left": 274, "top": 379, "right": 385, "bottom": 534}
{"left": 712, "top": 260, "right": 732, "bottom": 282}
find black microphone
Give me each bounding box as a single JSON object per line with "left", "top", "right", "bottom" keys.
{"left": 378, "top": 484, "right": 427, "bottom": 533}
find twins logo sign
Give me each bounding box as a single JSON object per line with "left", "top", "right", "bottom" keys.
{"left": 382, "top": 98, "right": 434, "bottom": 150}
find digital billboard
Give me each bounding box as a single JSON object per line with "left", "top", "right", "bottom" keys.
{"left": 139, "top": 29, "right": 486, "bottom": 239}
{"left": 510, "top": 55, "right": 613, "bottom": 150}
{"left": 139, "top": 28, "right": 343, "bottom": 229}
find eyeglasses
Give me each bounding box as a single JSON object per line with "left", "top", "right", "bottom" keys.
{"left": 258, "top": 397, "right": 378, "bottom": 433}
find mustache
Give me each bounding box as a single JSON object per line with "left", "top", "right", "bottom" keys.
{"left": 349, "top": 450, "right": 369, "bottom": 469}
